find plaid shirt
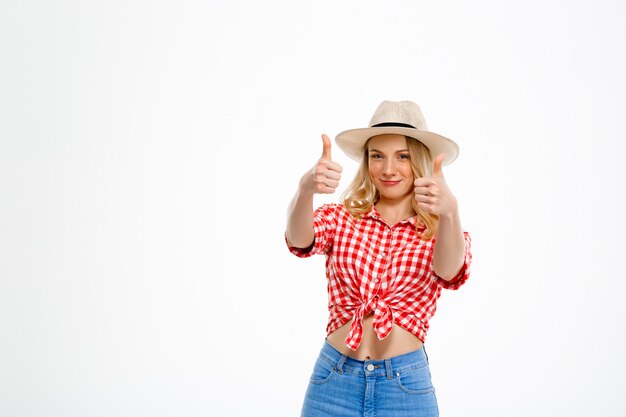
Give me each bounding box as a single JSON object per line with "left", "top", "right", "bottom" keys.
{"left": 288, "top": 203, "right": 472, "bottom": 351}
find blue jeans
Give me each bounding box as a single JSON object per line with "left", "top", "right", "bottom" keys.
{"left": 301, "top": 341, "right": 439, "bottom": 417}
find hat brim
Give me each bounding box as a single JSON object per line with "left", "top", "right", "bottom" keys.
{"left": 335, "top": 127, "right": 459, "bottom": 166}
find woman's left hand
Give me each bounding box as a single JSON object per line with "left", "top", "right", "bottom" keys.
{"left": 413, "top": 154, "right": 458, "bottom": 217}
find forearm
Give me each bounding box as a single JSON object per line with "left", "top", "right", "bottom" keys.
{"left": 285, "top": 185, "right": 315, "bottom": 248}
{"left": 433, "top": 209, "right": 465, "bottom": 280}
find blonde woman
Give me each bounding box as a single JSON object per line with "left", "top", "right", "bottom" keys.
{"left": 286, "top": 100, "right": 472, "bottom": 417}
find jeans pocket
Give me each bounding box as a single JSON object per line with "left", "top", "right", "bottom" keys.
{"left": 309, "top": 355, "right": 337, "bottom": 385}
{"left": 395, "top": 364, "right": 435, "bottom": 395}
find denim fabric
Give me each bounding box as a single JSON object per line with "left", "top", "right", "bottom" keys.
{"left": 301, "top": 341, "right": 439, "bottom": 417}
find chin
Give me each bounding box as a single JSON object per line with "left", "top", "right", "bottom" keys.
{"left": 380, "top": 191, "right": 412, "bottom": 201}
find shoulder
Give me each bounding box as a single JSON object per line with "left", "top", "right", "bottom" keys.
{"left": 312, "top": 203, "right": 355, "bottom": 227}
{"left": 314, "top": 203, "right": 351, "bottom": 217}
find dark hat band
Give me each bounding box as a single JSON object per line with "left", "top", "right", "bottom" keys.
{"left": 371, "top": 122, "right": 416, "bottom": 129}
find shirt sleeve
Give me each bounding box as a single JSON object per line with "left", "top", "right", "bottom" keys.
{"left": 432, "top": 231, "right": 472, "bottom": 290}
{"left": 285, "top": 203, "right": 340, "bottom": 258}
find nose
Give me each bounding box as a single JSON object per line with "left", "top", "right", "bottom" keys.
{"left": 382, "top": 159, "right": 396, "bottom": 176}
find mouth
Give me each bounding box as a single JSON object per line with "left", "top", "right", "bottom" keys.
{"left": 380, "top": 180, "right": 401, "bottom": 186}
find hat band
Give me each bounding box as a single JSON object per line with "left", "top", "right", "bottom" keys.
{"left": 371, "top": 122, "right": 416, "bottom": 129}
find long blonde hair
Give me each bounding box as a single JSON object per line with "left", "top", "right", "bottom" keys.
{"left": 340, "top": 136, "right": 438, "bottom": 240}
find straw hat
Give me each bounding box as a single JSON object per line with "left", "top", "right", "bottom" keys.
{"left": 335, "top": 100, "right": 459, "bottom": 165}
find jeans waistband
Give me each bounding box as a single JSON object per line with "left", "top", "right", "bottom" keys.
{"left": 319, "top": 340, "right": 429, "bottom": 379}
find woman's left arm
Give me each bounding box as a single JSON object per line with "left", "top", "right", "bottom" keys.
{"left": 432, "top": 210, "right": 465, "bottom": 280}
{"left": 413, "top": 154, "right": 465, "bottom": 280}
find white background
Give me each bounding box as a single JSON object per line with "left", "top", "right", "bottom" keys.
{"left": 1, "top": 1, "right": 625, "bottom": 416}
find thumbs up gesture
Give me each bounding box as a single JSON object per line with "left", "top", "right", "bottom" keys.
{"left": 413, "top": 154, "right": 458, "bottom": 217}
{"left": 301, "top": 134, "right": 343, "bottom": 195}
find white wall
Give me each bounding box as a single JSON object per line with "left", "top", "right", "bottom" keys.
{"left": 1, "top": 1, "right": 625, "bottom": 416}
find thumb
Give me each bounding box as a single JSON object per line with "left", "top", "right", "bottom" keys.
{"left": 321, "top": 134, "right": 332, "bottom": 160}
{"left": 433, "top": 153, "right": 446, "bottom": 177}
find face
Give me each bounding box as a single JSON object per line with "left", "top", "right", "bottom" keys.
{"left": 367, "top": 134, "right": 415, "bottom": 205}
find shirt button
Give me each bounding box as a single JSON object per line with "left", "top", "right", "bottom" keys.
{"left": 366, "top": 364, "right": 375, "bottom": 371}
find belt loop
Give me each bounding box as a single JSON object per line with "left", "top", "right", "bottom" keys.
{"left": 336, "top": 354, "right": 347, "bottom": 374}
{"left": 423, "top": 344, "right": 429, "bottom": 364}
{"left": 385, "top": 358, "right": 392, "bottom": 380}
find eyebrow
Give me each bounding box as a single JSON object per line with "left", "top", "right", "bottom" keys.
{"left": 369, "top": 148, "right": 409, "bottom": 153}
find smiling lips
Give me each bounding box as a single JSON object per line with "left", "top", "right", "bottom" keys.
{"left": 380, "top": 180, "right": 401, "bottom": 186}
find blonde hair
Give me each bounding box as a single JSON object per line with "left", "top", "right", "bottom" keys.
{"left": 340, "top": 136, "right": 438, "bottom": 240}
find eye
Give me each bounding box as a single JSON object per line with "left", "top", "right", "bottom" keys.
{"left": 369, "top": 153, "right": 383, "bottom": 160}
{"left": 398, "top": 153, "right": 410, "bottom": 160}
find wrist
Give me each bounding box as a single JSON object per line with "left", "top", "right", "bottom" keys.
{"left": 438, "top": 207, "right": 459, "bottom": 224}
{"left": 297, "top": 179, "right": 315, "bottom": 200}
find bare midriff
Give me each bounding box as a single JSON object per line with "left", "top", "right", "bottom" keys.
{"left": 325, "top": 313, "right": 424, "bottom": 360}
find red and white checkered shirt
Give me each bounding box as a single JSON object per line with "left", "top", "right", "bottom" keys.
{"left": 287, "top": 203, "right": 472, "bottom": 351}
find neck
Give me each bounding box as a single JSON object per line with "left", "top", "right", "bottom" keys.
{"left": 375, "top": 196, "right": 416, "bottom": 226}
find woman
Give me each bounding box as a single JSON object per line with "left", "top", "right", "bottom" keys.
{"left": 286, "top": 100, "right": 472, "bottom": 417}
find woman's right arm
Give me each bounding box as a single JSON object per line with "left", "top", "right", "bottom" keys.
{"left": 286, "top": 134, "right": 343, "bottom": 248}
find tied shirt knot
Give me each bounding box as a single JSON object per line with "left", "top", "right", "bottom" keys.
{"left": 344, "top": 296, "right": 394, "bottom": 351}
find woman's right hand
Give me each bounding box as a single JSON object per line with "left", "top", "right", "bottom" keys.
{"left": 300, "top": 134, "right": 343, "bottom": 195}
